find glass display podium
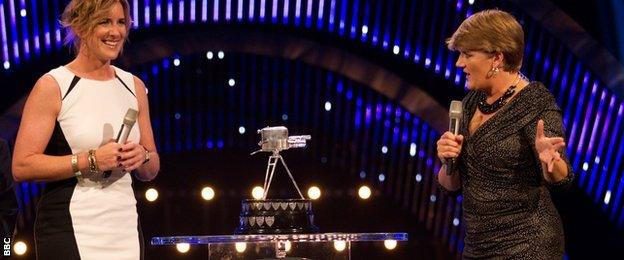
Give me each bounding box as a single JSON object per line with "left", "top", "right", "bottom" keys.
{"left": 151, "top": 232, "right": 408, "bottom": 259}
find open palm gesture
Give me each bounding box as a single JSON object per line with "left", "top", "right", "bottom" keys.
{"left": 535, "top": 119, "right": 566, "bottom": 172}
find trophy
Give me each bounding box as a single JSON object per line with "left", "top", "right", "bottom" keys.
{"left": 235, "top": 126, "right": 319, "bottom": 234}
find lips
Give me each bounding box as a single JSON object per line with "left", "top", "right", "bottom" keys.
{"left": 102, "top": 40, "right": 120, "bottom": 48}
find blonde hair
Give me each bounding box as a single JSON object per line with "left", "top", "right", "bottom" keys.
{"left": 61, "top": 0, "right": 131, "bottom": 53}
{"left": 446, "top": 9, "right": 524, "bottom": 72}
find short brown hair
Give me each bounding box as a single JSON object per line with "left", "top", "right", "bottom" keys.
{"left": 446, "top": 9, "right": 524, "bottom": 72}
{"left": 61, "top": 0, "right": 131, "bottom": 53}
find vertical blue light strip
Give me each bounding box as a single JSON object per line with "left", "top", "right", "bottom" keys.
{"left": 607, "top": 103, "right": 624, "bottom": 218}
{"left": 271, "top": 0, "right": 278, "bottom": 23}
{"left": 0, "top": 3, "right": 10, "bottom": 68}
{"left": 260, "top": 0, "right": 266, "bottom": 22}
{"left": 156, "top": 0, "right": 162, "bottom": 24}
{"left": 316, "top": 0, "right": 325, "bottom": 29}
{"left": 213, "top": 0, "right": 219, "bottom": 22}
{"left": 569, "top": 73, "right": 590, "bottom": 168}
{"left": 41, "top": 0, "right": 51, "bottom": 50}
{"left": 225, "top": 0, "right": 232, "bottom": 21}
{"left": 328, "top": 0, "right": 335, "bottom": 32}
{"left": 371, "top": 0, "right": 382, "bottom": 46}
{"left": 305, "top": 0, "right": 313, "bottom": 28}
{"left": 201, "top": 0, "right": 208, "bottom": 22}
{"left": 29, "top": 0, "right": 40, "bottom": 55}
{"left": 8, "top": 0, "right": 20, "bottom": 62}
{"left": 133, "top": 0, "right": 139, "bottom": 28}
{"left": 190, "top": 0, "right": 196, "bottom": 23}
{"left": 382, "top": 0, "right": 394, "bottom": 50}
{"left": 283, "top": 0, "right": 290, "bottom": 25}
{"left": 585, "top": 91, "right": 609, "bottom": 195}
{"left": 249, "top": 0, "right": 255, "bottom": 22}
{"left": 167, "top": 0, "right": 173, "bottom": 24}
{"left": 237, "top": 0, "right": 243, "bottom": 21}
{"left": 179, "top": 0, "right": 185, "bottom": 23}
{"left": 338, "top": 0, "right": 347, "bottom": 35}
{"left": 360, "top": 0, "right": 371, "bottom": 42}
{"left": 144, "top": 0, "right": 151, "bottom": 27}
{"left": 294, "top": 0, "right": 301, "bottom": 26}
{"left": 349, "top": 0, "right": 359, "bottom": 39}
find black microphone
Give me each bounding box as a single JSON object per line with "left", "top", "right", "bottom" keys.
{"left": 104, "top": 108, "right": 138, "bottom": 178}
{"left": 446, "top": 100, "right": 462, "bottom": 176}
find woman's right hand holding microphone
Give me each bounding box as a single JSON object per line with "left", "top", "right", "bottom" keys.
{"left": 436, "top": 131, "right": 464, "bottom": 163}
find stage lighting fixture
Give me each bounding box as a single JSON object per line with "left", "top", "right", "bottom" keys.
{"left": 384, "top": 239, "right": 397, "bottom": 250}
{"left": 358, "top": 185, "right": 372, "bottom": 200}
{"left": 176, "top": 243, "right": 190, "bottom": 253}
{"left": 145, "top": 188, "right": 159, "bottom": 202}
{"left": 201, "top": 186, "right": 215, "bottom": 201}
{"left": 333, "top": 241, "right": 346, "bottom": 252}
{"left": 206, "top": 51, "right": 214, "bottom": 59}
{"left": 14, "top": 241, "right": 27, "bottom": 255}
{"left": 235, "top": 242, "right": 247, "bottom": 253}
{"left": 307, "top": 186, "right": 321, "bottom": 200}
{"left": 251, "top": 186, "right": 264, "bottom": 200}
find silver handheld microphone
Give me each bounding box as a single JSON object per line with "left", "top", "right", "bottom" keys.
{"left": 104, "top": 108, "right": 138, "bottom": 178}
{"left": 446, "top": 101, "right": 462, "bottom": 176}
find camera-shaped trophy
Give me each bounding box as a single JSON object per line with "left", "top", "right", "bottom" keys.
{"left": 235, "top": 126, "right": 319, "bottom": 234}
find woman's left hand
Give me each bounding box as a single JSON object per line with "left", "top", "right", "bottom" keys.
{"left": 119, "top": 141, "right": 147, "bottom": 172}
{"left": 535, "top": 119, "right": 566, "bottom": 172}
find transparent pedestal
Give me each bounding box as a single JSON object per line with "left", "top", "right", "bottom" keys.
{"left": 151, "top": 233, "right": 408, "bottom": 259}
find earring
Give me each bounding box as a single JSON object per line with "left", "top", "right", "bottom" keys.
{"left": 491, "top": 67, "right": 500, "bottom": 75}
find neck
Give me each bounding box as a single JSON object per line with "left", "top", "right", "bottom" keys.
{"left": 484, "top": 72, "right": 519, "bottom": 102}
{"left": 66, "top": 49, "right": 114, "bottom": 80}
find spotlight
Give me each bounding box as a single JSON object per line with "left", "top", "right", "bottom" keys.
{"left": 176, "top": 243, "right": 190, "bottom": 253}
{"left": 358, "top": 185, "right": 371, "bottom": 200}
{"left": 206, "top": 51, "right": 214, "bottom": 59}
{"left": 14, "top": 241, "right": 27, "bottom": 255}
{"left": 307, "top": 186, "right": 321, "bottom": 200}
{"left": 384, "top": 239, "right": 397, "bottom": 250}
{"left": 173, "top": 58, "right": 180, "bottom": 66}
{"left": 324, "top": 101, "right": 332, "bottom": 111}
{"left": 228, "top": 78, "right": 236, "bottom": 87}
{"left": 145, "top": 188, "right": 158, "bottom": 202}
{"left": 251, "top": 186, "right": 264, "bottom": 200}
{"left": 3, "top": 61, "right": 10, "bottom": 69}
{"left": 235, "top": 242, "right": 247, "bottom": 253}
{"left": 201, "top": 186, "right": 215, "bottom": 201}
{"left": 218, "top": 51, "right": 225, "bottom": 59}
{"left": 333, "top": 241, "right": 346, "bottom": 252}
{"left": 238, "top": 126, "right": 246, "bottom": 134}
{"left": 20, "top": 9, "right": 27, "bottom": 17}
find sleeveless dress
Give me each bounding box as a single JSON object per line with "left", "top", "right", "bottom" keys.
{"left": 35, "top": 66, "right": 143, "bottom": 260}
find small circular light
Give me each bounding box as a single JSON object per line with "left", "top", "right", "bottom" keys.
{"left": 333, "top": 241, "right": 346, "bottom": 251}
{"left": 145, "top": 188, "right": 158, "bottom": 202}
{"left": 228, "top": 78, "right": 236, "bottom": 87}
{"left": 201, "top": 187, "right": 215, "bottom": 201}
{"left": 235, "top": 242, "right": 247, "bottom": 253}
{"left": 206, "top": 51, "right": 214, "bottom": 59}
{"left": 358, "top": 186, "right": 371, "bottom": 200}
{"left": 324, "top": 101, "right": 332, "bottom": 111}
{"left": 252, "top": 186, "right": 264, "bottom": 200}
{"left": 173, "top": 58, "right": 180, "bottom": 66}
{"left": 218, "top": 51, "right": 225, "bottom": 59}
{"left": 14, "top": 241, "right": 27, "bottom": 255}
{"left": 238, "top": 126, "right": 246, "bottom": 134}
{"left": 384, "top": 239, "right": 397, "bottom": 250}
{"left": 3, "top": 61, "right": 10, "bottom": 69}
{"left": 307, "top": 186, "right": 321, "bottom": 200}
{"left": 20, "top": 9, "right": 27, "bottom": 17}
{"left": 176, "top": 243, "right": 190, "bottom": 253}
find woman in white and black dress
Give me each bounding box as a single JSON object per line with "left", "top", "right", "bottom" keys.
{"left": 12, "top": 0, "right": 159, "bottom": 259}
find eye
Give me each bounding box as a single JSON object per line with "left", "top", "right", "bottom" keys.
{"left": 118, "top": 19, "right": 126, "bottom": 25}
{"left": 98, "top": 19, "right": 110, "bottom": 25}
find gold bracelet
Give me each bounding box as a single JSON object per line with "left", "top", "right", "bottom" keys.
{"left": 88, "top": 149, "right": 99, "bottom": 174}
{"left": 71, "top": 154, "right": 81, "bottom": 177}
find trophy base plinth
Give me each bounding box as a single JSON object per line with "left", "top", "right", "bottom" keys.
{"left": 235, "top": 199, "right": 319, "bottom": 235}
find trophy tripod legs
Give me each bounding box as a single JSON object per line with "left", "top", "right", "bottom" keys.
{"left": 261, "top": 154, "right": 305, "bottom": 200}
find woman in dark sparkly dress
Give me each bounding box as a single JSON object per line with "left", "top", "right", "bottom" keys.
{"left": 436, "top": 10, "right": 574, "bottom": 259}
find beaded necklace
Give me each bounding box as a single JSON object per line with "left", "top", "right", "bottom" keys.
{"left": 477, "top": 75, "right": 522, "bottom": 114}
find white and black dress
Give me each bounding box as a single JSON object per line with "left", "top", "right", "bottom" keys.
{"left": 35, "top": 66, "right": 143, "bottom": 260}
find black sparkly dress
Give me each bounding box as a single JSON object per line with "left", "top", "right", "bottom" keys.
{"left": 451, "top": 82, "right": 574, "bottom": 259}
